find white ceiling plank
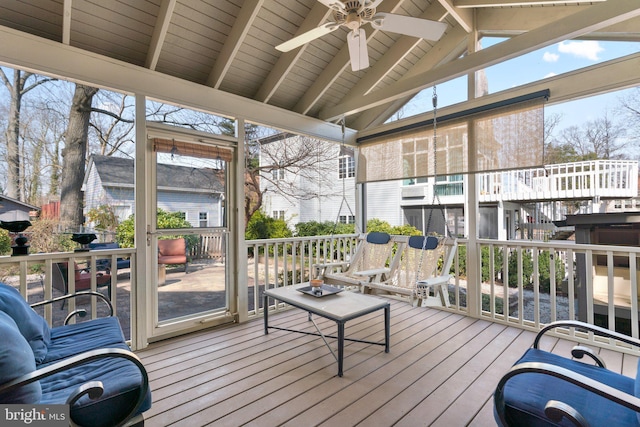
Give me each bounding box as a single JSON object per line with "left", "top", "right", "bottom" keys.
{"left": 455, "top": 0, "right": 606, "bottom": 7}
{"left": 62, "top": 0, "right": 72, "bottom": 45}
{"left": 0, "top": 25, "right": 355, "bottom": 144}
{"left": 320, "top": 0, "right": 640, "bottom": 121}
{"left": 207, "top": 0, "right": 264, "bottom": 89}
{"left": 359, "top": 51, "right": 640, "bottom": 142}
{"left": 145, "top": 0, "right": 176, "bottom": 70}
{"left": 437, "top": 0, "right": 473, "bottom": 33}
{"left": 254, "top": 1, "right": 331, "bottom": 103}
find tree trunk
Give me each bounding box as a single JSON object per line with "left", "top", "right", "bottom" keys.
{"left": 4, "top": 71, "right": 27, "bottom": 199}
{"left": 60, "top": 84, "right": 98, "bottom": 229}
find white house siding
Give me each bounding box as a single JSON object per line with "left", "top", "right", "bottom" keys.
{"left": 366, "top": 181, "right": 404, "bottom": 226}
{"left": 82, "top": 167, "right": 106, "bottom": 215}
{"left": 156, "top": 190, "right": 222, "bottom": 228}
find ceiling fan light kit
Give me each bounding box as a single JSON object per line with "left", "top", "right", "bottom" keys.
{"left": 275, "top": 0, "right": 447, "bottom": 71}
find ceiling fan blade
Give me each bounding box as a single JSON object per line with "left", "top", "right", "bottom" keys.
{"left": 275, "top": 22, "right": 340, "bottom": 52}
{"left": 347, "top": 28, "right": 369, "bottom": 72}
{"left": 371, "top": 13, "right": 447, "bottom": 41}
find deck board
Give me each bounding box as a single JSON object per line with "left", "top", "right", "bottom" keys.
{"left": 137, "top": 298, "right": 639, "bottom": 426}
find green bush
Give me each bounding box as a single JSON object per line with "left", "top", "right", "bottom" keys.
{"left": 116, "top": 208, "right": 196, "bottom": 250}
{"left": 294, "top": 220, "right": 354, "bottom": 237}
{"left": 245, "top": 210, "right": 292, "bottom": 240}
{"left": 0, "top": 229, "right": 11, "bottom": 255}
{"left": 507, "top": 248, "right": 565, "bottom": 292}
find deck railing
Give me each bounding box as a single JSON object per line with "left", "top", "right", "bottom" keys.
{"left": 2, "top": 235, "right": 640, "bottom": 353}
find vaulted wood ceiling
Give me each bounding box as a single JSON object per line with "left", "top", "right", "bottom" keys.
{"left": 0, "top": 0, "right": 639, "bottom": 141}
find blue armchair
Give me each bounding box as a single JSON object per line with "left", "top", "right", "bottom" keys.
{"left": 0, "top": 283, "right": 151, "bottom": 426}
{"left": 494, "top": 320, "right": 640, "bottom": 426}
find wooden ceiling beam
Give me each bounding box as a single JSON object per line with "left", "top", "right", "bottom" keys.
{"left": 145, "top": 0, "right": 176, "bottom": 70}
{"left": 254, "top": 1, "right": 331, "bottom": 103}
{"left": 207, "top": 0, "right": 264, "bottom": 89}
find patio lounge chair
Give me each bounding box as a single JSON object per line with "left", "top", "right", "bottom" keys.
{"left": 313, "top": 232, "right": 399, "bottom": 287}
{"left": 158, "top": 237, "right": 189, "bottom": 273}
{"left": 494, "top": 320, "right": 640, "bottom": 426}
{"left": 363, "top": 235, "right": 457, "bottom": 307}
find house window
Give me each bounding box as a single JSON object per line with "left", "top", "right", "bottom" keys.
{"left": 273, "top": 210, "right": 285, "bottom": 220}
{"left": 177, "top": 212, "right": 186, "bottom": 220}
{"left": 272, "top": 169, "right": 285, "bottom": 180}
{"left": 199, "top": 212, "right": 208, "bottom": 227}
{"left": 338, "top": 156, "right": 355, "bottom": 179}
{"left": 339, "top": 215, "right": 355, "bottom": 224}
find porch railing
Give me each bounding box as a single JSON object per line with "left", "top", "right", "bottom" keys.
{"left": 2, "top": 234, "right": 640, "bottom": 354}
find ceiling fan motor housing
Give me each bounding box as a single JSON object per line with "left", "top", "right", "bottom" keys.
{"left": 333, "top": 1, "right": 376, "bottom": 30}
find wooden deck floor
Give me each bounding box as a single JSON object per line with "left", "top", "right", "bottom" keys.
{"left": 137, "top": 299, "right": 639, "bottom": 427}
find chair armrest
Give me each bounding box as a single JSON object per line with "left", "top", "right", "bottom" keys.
{"left": 416, "top": 274, "right": 452, "bottom": 287}
{"left": 312, "top": 262, "right": 349, "bottom": 278}
{"left": 0, "top": 348, "right": 149, "bottom": 427}
{"left": 533, "top": 320, "right": 640, "bottom": 350}
{"left": 314, "top": 261, "right": 349, "bottom": 269}
{"left": 354, "top": 268, "right": 390, "bottom": 278}
{"left": 31, "top": 291, "right": 114, "bottom": 323}
{"left": 494, "top": 361, "right": 640, "bottom": 427}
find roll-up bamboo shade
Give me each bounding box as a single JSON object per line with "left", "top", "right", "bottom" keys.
{"left": 357, "top": 98, "right": 544, "bottom": 184}
{"left": 153, "top": 138, "right": 233, "bottom": 162}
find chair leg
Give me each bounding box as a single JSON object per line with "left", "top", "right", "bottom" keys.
{"left": 437, "top": 284, "right": 450, "bottom": 308}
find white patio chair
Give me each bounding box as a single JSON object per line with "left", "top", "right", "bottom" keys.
{"left": 363, "top": 235, "right": 457, "bottom": 307}
{"left": 313, "top": 232, "right": 400, "bottom": 288}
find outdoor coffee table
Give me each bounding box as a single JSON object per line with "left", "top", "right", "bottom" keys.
{"left": 263, "top": 283, "right": 390, "bottom": 377}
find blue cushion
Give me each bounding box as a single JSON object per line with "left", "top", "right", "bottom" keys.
{"left": 501, "top": 348, "right": 638, "bottom": 426}
{"left": 366, "top": 232, "right": 391, "bottom": 244}
{"left": 0, "top": 283, "right": 50, "bottom": 363}
{"left": 42, "top": 317, "right": 126, "bottom": 365}
{"left": 0, "top": 311, "right": 42, "bottom": 403}
{"left": 408, "top": 235, "right": 439, "bottom": 250}
{"left": 39, "top": 343, "right": 151, "bottom": 427}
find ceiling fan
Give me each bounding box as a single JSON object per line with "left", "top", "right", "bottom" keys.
{"left": 275, "top": 0, "right": 448, "bottom": 72}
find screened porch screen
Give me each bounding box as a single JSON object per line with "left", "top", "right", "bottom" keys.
{"left": 357, "top": 99, "right": 544, "bottom": 184}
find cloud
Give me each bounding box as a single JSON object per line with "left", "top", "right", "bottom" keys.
{"left": 544, "top": 72, "right": 557, "bottom": 78}
{"left": 543, "top": 52, "right": 559, "bottom": 62}
{"left": 557, "top": 40, "right": 604, "bottom": 61}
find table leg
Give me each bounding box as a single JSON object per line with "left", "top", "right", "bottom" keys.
{"left": 264, "top": 294, "right": 269, "bottom": 335}
{"left": 384, "top": 304, "right": 390, "bottom": 353}
{"left": 337, "top": 322, "right": 345, "bottom": 377}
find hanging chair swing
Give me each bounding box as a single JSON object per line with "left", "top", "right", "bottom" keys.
{"left": 413, "top": 85, "right": 458, "bottom": 306}
{"left": 360, "top": 86, "right": 458, "bottom": 306}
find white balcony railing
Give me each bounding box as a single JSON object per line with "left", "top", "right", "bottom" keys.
{"left": 2, "top": 235, "right": 640, "bottom": 353}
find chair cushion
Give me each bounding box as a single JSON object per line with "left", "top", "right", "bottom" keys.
{"left": 0, "top": 283, "right": 50, "bottom": 363}
{"left": 41, "top": 317, "right": 126, "bottom": 365}
{"left": 0, "top": 311, "right": 42, "bottom": 403}
{"left": 366, "top": 232, "right": 391, "bottom": 244}
{"left": 502, "top": 347, "right": 638, "bottom": 426}
{"left": 39, "top": 343, "right": 152, "bottom": 427}
{"left": 408, "top": 235, "right": 439, "bottom": 250}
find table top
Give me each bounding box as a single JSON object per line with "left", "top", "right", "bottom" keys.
{"left": 264, "top": 283, "right": 389, "bottom": 321}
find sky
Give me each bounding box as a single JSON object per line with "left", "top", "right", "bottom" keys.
{"left": 402, "top": 38, "right": 640, "bottom": 133}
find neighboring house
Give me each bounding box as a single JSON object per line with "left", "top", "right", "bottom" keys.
{"left": 259, "top": 134, "right": 358, "bottom": 226}
{"left": 261, "top": 134, "right": 640, "bottom": 240}
{"left": 83, "top": 155, "right": 225, "bottom": 228}
{"left": 0, "top": 195, "right": 39, "bottom": 221}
